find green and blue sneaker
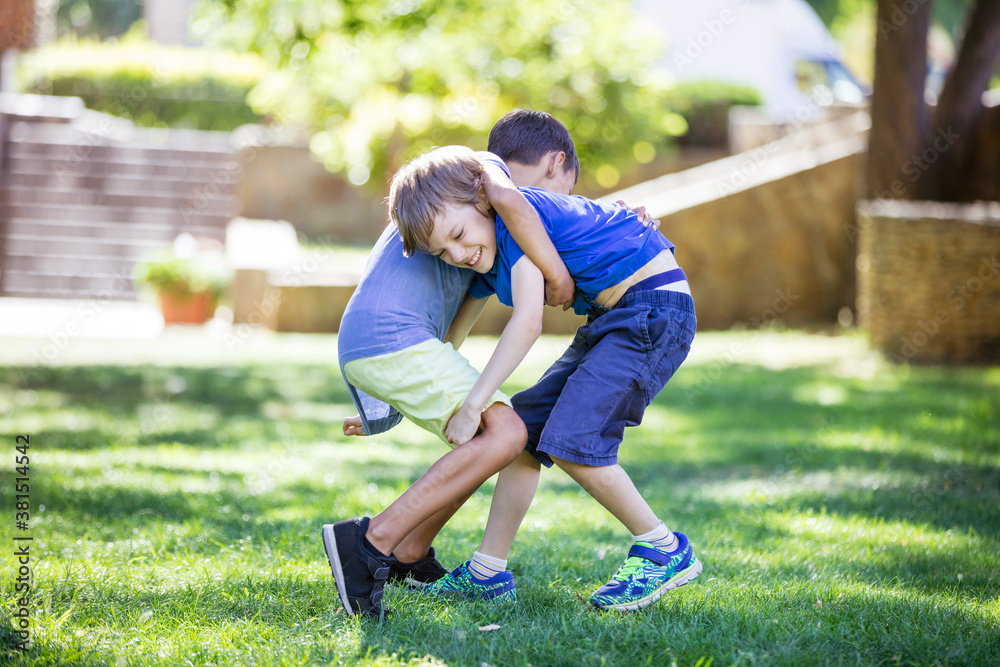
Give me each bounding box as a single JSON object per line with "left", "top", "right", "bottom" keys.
{"left": 590, "top": 533, "right": 702, "bottom": 612}
{"left": 423, "top": 561, "right": 517, "bottom": 603}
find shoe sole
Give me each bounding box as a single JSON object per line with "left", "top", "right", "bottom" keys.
{"left": 321, "top": 524, "right": 356, "bottom": 616}
{"left": 425, "top": 588, "right": 517, "bottom": 603}
{"left": 599, "top": 557, "right": 703, "bottom": 613}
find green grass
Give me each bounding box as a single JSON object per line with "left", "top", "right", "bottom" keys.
{"left": 0, "top": 330, "right": 998, "bottom": 666}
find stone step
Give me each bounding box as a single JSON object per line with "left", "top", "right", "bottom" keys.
{"left": 4, "top": 202, "right": 235, "bottom": 226}
{"left": 6, "top": 142, "right": 238, "bottom": 172}
{"left": 8, "top": 119, "right": 234, "bottom": 155}
{"left": 2, "top": 218, "right": 220, "bottom": 242}
{"left": 2, "top": 235, "right": 169, "bottom": 259}
{"left": 5, "top": 155, "right": 239, "bottom": 180}
{"left": 3, "top": 186, "right": 239, "bottom": 216}
{"left": 1, "top": 252, "right": 139, "bottom": 273}
{"left": 0, "top": 269, "right": 138, "bottom": 300}
{"left": 4, "top": 170, "right": 216, "bottom": 195}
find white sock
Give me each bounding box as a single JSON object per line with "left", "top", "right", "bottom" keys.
{"left": 468, "top": 551, "right": 507, "bottom": 581}
{"left": 633, "top": 521, "right": 678, "bottom": 552}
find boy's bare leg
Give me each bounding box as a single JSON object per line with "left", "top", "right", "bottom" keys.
{"left": 364, "top": 402, "right": 527, "bottom": 557}
{"left": 478, "top": 451, "right": 541, "bottom": 559}
{"left": 391, "top": 491, "right": 472, "bottom": 563}
{"left": 549, "top": 456, "right": 659, "bottom": 536}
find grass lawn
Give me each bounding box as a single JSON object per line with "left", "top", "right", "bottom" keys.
{"left": 0, "top": 329, "right": 998, "bottom": 666}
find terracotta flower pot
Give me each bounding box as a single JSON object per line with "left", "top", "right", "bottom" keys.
{"left": 158, "top": 290, "right": 217, "bottom": 325}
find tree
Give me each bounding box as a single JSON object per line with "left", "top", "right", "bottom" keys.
{"left": 198, "top": 0, "right": 689, "bottom": 192}
{"left": 924, "top": 0, "right": 1000, "bottom": 201}
{"left": 0, "top": 0, "right": 35, "bottom": 90}
{"left": 867, "top": 0, "right": 1000, "bottom": 202}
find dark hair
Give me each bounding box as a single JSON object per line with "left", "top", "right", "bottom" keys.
{"left": 488, "top": 109, "right": 579, "bottom": 183}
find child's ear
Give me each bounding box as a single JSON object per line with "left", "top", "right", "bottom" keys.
{"left": 474, "top": 174, "right": 492, "bottom": 217}
{"left": 545, "top": 151, "right": 567, "bottom": 179}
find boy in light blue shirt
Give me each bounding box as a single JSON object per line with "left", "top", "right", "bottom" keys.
{"left": 326, "top": 150, "right": 573, "bottom": 617}
{"left": 391, "top": 144, "right": 701, "bottom": 612}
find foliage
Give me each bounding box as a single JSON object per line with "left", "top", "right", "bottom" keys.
{"left": 804, "top": 0, "right": 971, "bottom": 37}
{"left": 663, "top": 80, "right": 761, "bottom": 147}
{"left": 0, "top": 331, "right": 998, "bottom": 665}
{"left": 18, "top": 35, "right": 263, "bottom": 131}
{"left": 195, "top": 0, "right": 756, "bottom": 191}
{"left": 804, "top": 0, "right": 979, "bottom": 84}
{"left": 55, "top": 0, "right": 143, "bottom": 40}
{"left": 132, "top": 243, "right": 232, "bottom": 299}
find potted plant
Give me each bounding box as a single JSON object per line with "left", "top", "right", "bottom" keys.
{"left": 133, "top": 234, "right": 232, "bottom": 324}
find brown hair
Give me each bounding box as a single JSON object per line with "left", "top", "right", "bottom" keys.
{"left": 388, "top": 146, "right": 489, "bottom": 256}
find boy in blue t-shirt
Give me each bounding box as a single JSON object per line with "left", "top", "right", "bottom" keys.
{"left": 325, "top": 150, "right": 575, "bottom": 617}
{"left": 390, "top": 144, "right": 701, "bottom": 612}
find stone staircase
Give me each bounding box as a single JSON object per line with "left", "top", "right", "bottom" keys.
{"left": 0, "top": 94, "right": 240, "bottom": 300}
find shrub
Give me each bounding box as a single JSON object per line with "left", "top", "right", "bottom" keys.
{"left": 18, "top": 36, "right": 263, "bottom": 131}
{"left": 132, "top": 235, "right": 232, "bottom": 300}
{"left": 663, "top": 81, "right": 762, "bottom": 147}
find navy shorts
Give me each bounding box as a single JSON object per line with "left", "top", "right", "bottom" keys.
{"left": 512, "top": 290, "right": 696, "bottom": 468}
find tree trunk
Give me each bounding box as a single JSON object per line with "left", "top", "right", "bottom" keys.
{"left": 0, "top": 0, "right": 35, "bottom": 51}
{"left": 866, "top": 0, "right": 930, "bottom": 200}
{"left": 919, "top": 0, "right": 1000, "bottom": 202}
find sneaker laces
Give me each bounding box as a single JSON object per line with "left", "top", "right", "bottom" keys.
{"left": 612, "top": 555, "right": 648, "bottom": 581}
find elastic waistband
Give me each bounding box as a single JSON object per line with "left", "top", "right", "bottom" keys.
{"left": 617, "top": 288, "right": 695, "bottom": 313}
{"left": 622, "top": 268, "right": 687, "bottom": 298}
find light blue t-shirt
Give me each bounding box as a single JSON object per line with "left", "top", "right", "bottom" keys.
{"left": 337, "top": 152, "right": 509, "bottom": 434}
{"left": 470, "top": 187, "right": 675, "bottom": 314}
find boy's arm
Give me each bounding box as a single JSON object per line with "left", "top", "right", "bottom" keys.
{"left": 480, "top": 162, "right": 574, "bottom": 309}
{"left": 443, "top": 292, "right": 490, "bottom": 351}
{"left": 445, "top": 257, "right": 544, "bottom": 445}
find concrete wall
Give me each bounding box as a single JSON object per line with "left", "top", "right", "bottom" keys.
{"left": 609, "top": 111, "right": 869, "bottom": 330}
{"left": 235, "top": 141, "right": 388, "bottom": 246}
{"left": 856, "top": 200, "right": 1000, "bottom": 364}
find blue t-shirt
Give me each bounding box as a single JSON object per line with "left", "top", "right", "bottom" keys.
{"left": 470, "top": 188, "right": 675, "bottom": 314}
{"left": 337, "top": 152, "right": 508, "bottom": 434}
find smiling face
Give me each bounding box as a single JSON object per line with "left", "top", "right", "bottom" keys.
{"left": 424, "top": 202, "right": 498, "bottom": 273}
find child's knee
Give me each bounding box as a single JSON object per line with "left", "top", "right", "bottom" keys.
{"left": 481, "top": 404, "right": 528, "bottom": 459}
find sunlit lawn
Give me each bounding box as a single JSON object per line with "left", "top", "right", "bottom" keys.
{"left": 0, "top": 329, "right": 998, "bottom": 666}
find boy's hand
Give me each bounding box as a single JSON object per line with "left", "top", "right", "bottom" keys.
{"left": 545, "top": 267, "right": 575, "bottom": 309}
{"left": 616, "top": 200, "right": 661, "bottom": 231}
{"left": 342, "top": 415, "right": 366, "bottom": 436}
{"left": 445, "top": 404, "right": 482, "bottom": 445}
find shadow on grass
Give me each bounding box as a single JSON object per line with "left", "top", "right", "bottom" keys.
{"left": 355, "top": 580, "right": 999, "bottom": 666}
{"left": 1, "top": 364, "right": 354, "bottom": 418}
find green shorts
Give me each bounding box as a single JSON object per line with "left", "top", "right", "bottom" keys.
{"left": 343, "top": 338, "right": 511, "bottom": 445}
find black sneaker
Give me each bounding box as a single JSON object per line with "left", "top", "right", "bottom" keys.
{"left": 388, "top": 547, "right": 448, "bottom": 588}
{"left": 321, "top": 517, "right": 391, "bottom": 618}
